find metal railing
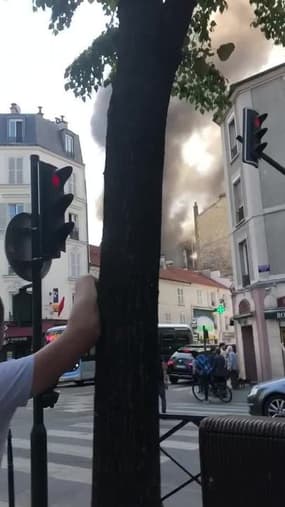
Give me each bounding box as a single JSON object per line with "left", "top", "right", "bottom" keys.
{"left": 7, "top": 414, "right": 205, "bottom": 506}
{"left": 159, "top": 413, "right": 205, "bottom": 502}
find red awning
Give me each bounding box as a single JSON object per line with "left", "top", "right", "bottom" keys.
{"left": 6, "top": 320, "right": 67, "bottom": 338}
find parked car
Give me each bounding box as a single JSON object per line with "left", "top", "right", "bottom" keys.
{"left": 248, "top": 378, "right": 285, "bottom": 417}
{"left": 167, "top": 347, "right": 195, "bottom": 384}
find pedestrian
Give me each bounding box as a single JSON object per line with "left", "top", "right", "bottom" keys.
{"left": 193, "top": 351, "right": 212, "bottom": 402}
{"left": 219, "top": 342, "right": 227, "bottom": 358}
{"left": 159, "top": 359, "right": 168, "bottom": 413}
{"left": 0, "top": 275, "right": 100, "bottom": 465}
{"left": 226, "top": 345, "right": 239, "bottom": 389}
{"left": 212, "top": 347, "right": 228, "bottom": 388}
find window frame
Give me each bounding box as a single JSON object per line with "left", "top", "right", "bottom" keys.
{"left": 8, "top": 157, "right": 23, "bottom": 185}
{"left": 233, "top": 177, "right": 245, "bottom": 225}
{"left": 8, "top": 119, "right": 24, "bottom": 143}
{"left": 239, "top": 239, "right": 250, "bottom": 287}
{"left": 65, "top": 133, "right": 74, "bottom": 156}
{"left": 177, "top": 287, "right": 184, "bottom": 306}
{"left": 227, "top": 115, "right": 238, "bottom": 162}
{"left": 68, "top": 212, "right": 79, "bottom": 240}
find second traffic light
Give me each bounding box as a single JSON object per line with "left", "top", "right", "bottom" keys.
{"left": 242, "top": 108, "right": 268, "bottom": 168}
{"left": 39, "top": 161, "right": 74, "bottom": 260}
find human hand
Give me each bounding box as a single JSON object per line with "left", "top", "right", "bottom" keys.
{"left": 68, "top": 275, "right": 101, "bottom": 342}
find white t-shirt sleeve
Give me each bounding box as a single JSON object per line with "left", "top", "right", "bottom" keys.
{"left": 0, "top": 355, "right": 34, "bottom": 412}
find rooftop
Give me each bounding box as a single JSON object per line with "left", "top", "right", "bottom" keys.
{"left": 89, "top": 245, "right": 227, "bottom": 289}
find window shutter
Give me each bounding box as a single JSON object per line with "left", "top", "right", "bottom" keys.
{"left": 8, "top": 158, "right": 15, "bottom": 184}
{"left": 16, "top": 158, "right": 23, "bottom": 184}
{"left": 0, "top": 204, "right": 7, "bottom": 230}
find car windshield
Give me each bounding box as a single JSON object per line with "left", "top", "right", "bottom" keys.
{"left": 172, "top": 352, "right": 193, "bottom": 360}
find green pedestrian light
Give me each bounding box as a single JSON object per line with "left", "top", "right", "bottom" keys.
{"left": 216, "top": 304, "right": 225, "bottom": 314}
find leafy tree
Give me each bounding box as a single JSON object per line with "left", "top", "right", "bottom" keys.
{"left": 32, "top": 1, "right": 285, "bottom": 506}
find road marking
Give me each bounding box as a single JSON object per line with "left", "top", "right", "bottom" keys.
{"left": 161, "top": 440, "right": 198, "bottom": 451}
{"left": 12, "top": 438, "right": 92, "bottom": 458}
{"left": 48, "top": 429, "right": 93, "bottom": 440}
{"left": 70, "top": 422, "right": 199, "bottom": 438}
{"left": 2, "top": 457, "right": 92, "bottom": 484}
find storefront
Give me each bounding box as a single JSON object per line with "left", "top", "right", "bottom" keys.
{"left": 0, "top": 319, "right": 67, "bottom": 361}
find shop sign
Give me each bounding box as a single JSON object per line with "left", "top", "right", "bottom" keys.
{"left": 277, "top": 311, "right": 285, "bottom": 320}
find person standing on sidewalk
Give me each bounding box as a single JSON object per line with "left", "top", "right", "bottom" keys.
{"left": 226, "top": 345, "right": 239, "bottom": 389}
{"left": 159, "top": 359, "right": 168, "bottom": 413}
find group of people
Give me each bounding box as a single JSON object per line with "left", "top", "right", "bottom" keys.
{"left": 194, "top": 344, "right": 239, "bottom": 402}
{"left": 158, "top": 343, "right": 239, "bottom": 412}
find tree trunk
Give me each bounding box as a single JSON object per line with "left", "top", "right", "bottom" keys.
{"left": 92, "top": 2, "right": 195, "bottom": 506}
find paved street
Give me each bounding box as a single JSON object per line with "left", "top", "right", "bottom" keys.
{"left": 0, "top": 382, "right": 249, "bottom": 507}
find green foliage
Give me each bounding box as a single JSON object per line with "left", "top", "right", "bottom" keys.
{"left": 250, "top": 0, "right": 285, "bottom": 46}
{"left": 32, "top": 0, "right": 285, "bottom": 117}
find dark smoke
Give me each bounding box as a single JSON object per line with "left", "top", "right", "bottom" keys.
{"left": 91, "top": 0, "right": 278, "bottom": 264}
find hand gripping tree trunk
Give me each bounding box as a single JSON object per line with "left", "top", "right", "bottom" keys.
{"left": 92, "top": 2, "right": 195, "bottom": 506}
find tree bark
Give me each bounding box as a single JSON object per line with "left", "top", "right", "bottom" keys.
{"left": 92, "top": 2, "right": 195, "bottom": 506}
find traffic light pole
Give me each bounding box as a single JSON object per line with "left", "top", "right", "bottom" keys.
{"left": 30, "top": 155, "right": 48, "bottom": 507}
{"left": 237, "top": 135, "right": 285, "bottom": 175}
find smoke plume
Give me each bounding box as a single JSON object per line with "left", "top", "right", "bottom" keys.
{"left": 91, "top": 0, "right": 278, "bottom": 264}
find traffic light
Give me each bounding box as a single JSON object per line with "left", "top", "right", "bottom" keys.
{"left": 39, "top": 161, "right": 74, "bottom": 260}
{"left": 242, "top": 108, "right": 268, "bottom": 167}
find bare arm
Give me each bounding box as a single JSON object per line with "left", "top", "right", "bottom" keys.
{"left": 32, "top": 275, "right": 100, "bottom": 396}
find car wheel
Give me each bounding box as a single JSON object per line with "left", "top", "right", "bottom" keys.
{"left": 169, "top": 376, "right": 178, "bottom": 384}
{"left": 263, "top": 394, "right": 285, "bottom": 418}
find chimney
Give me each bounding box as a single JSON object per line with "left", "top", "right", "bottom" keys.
{"left": 37, "top": 106, "right": 44, "bottom": 117}
{"left": 193, "top": 201, "right": 199, "bottom": 269}
{"left": 183, "top": 248, "right": 189, "bottom": 270}
{"left": 55, "top": 115, "right": 68, "bottom": 129}
{"left": 10, "top": 103, "right": 21, "bottom": 114}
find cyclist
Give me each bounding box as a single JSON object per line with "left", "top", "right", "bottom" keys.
{"left": 212, "top": 347, "right": 228, "bottom": 390}
{"left": 193, "top": 350, "right": 213, "bottom": 402}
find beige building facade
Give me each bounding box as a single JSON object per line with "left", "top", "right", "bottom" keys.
{"left": 89, "top": 245, "right": 235, "bottom": 344}
{"left": 194, "top": 193, "right": 232, "bottom": 277}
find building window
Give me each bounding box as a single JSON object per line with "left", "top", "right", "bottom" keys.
{"left": 177, "top": 288, "right": 184, "bottom": 306}
{"left": 210, "top": 292, "right": 216, "bottom": 306}
{"left": 8, "top": 203, "right": 24, "bottom": 220}
{"left": 233, "top": 178, "right": 244, "bottom": 224}
{"left": 180, "top": 313, "right": 186, "bottom": 324}
{"left": 228, "top": 117, "right": 238, "bottom": 160}
{"left": 69, "top": 213, "right": 79, "bottom": 240}
{"left": 69, "top": 251, "right": 81, "bottom": 278}
{"left": 165, "top": 312, "right": 171, "bottom": 323}
{"left": 9, "top": 158, "right": 23, "bottom": 184}
{"left": 8, "top": 119, "right": 23, "bottom": 143}
{"left": 197, "top": 290, "right": 203, "bottom": 305}
{"left": 68, "top": 173, "right": 76, "bottom": 196}
{"left": 65, "top": 134, "right": 74, "bottom": 156}
{"left": 239, "top": 239, "right": 250, "bottom": 287}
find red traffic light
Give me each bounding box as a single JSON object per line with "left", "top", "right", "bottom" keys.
{"left": 254, "top": 117, "right": 261, "bottom": 128}
{"left": 51, "top": 174, "right": 60, "bottom": 188}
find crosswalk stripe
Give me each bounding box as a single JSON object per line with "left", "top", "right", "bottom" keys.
{"left": 48, "top": 429, "right": 92, "bottom": 440}
{"left": 2, "top": 457, "right": 92, "bottom": 484}
{"left": 2, "top": 453, "right": 169, "bottom": 479}
{"left": 162, "top": 440, "right": 198, "bottom": 451}
{"left": 70, "top": 422, "right": 199, "bottom": 439}
{"left": 12, "top": 438, "right": 92, "bottom": 458}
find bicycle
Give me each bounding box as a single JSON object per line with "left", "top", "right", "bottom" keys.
{"left": 192, "top": 376, "right": 232, "bottom": 403}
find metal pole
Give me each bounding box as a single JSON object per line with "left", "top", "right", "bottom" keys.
{"left": 260, "top": 152, "right": 285, "bottom": 176}
{"left": 7, "top": 429, "right": 15, "bottom": 507}
{"left": 237, "top": 135, "right": 285, "bottom": 175}
{"left": 30, "top": 154, "right": 48, "bottom": 507}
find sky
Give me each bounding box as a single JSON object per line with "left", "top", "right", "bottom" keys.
{"left": 0, "top": 1, "right": 284, "bottom": 248}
